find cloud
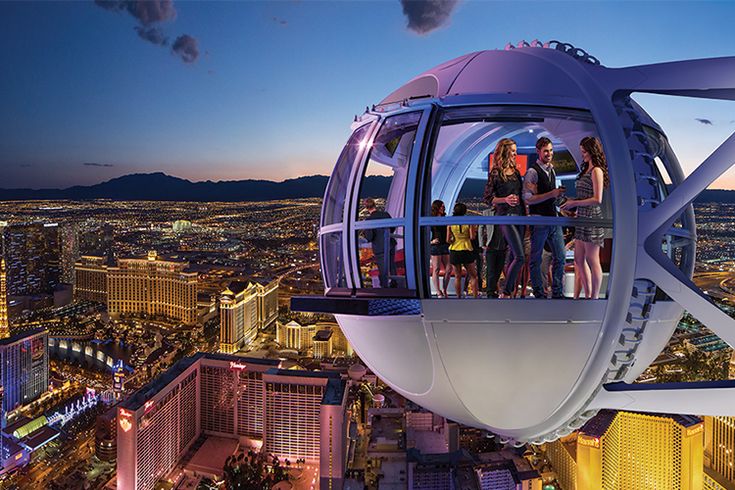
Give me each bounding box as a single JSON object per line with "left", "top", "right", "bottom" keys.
{"left": 172, "top": 35, "right": 199, "bottom": 63}
{"left": 95, "top": 0, "right": 201, "bottom": 64}
{"left": 696, "top": 118, "right": 714, "bottom": 125}
{"left": 272, "top": 16, "right": 288, "bottom": 26}
{"left": 135, "top": 26, "right": 168, "bottom": 46}
{"left": 83, "top": 162, "right": 115, "bottom": 167}
{"left": 400, "top": 0, "right": 459, "bottom": 34}
{"left": 95, "top": 0, "right": 176, "bottom": 26}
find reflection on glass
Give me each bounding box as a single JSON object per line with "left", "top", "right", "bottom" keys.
{"left": 321, "top": 232, "right": 346, "bottom": 288}
{"left": 356, "top": 227, "right": 405, "bottom": 289}
{"left": 356, "top": 112, "right": 421, "bottom": 221}
{"left": 322, "top": 124, "right": 372, "bottom": 226}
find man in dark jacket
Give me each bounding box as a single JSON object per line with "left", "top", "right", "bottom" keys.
{"left": 523, "top": 137, "right": 566, "bottom": 299}
{"left": 363, "top": 198, "right": 396, "bottom": 288}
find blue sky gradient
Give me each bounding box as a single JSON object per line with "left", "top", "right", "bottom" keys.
{"left": 1, "top": 1, "right": 735, "bottom": 188}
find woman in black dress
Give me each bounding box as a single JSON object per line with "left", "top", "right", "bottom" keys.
{"left": 430, "top": 199, "right": 452, "bottom": 297}
{"left": 561, "top": 136, "right": 609, "bottom": 299}
{"left": 483, "top": 138, "right": 525, "bottom": 298}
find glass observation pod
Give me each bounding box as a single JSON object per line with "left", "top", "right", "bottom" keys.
{"left": 293, "top": 41, "right": 735, "bottom": 445}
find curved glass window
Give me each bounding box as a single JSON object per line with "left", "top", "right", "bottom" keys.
{"left": 356, "top": 111, "right": 422, "bottom": 221}
{"left": 321, "top": 231, "right": 346, "bottom": 288}
{"left": 322, "top": 123, "right": 372, "bottom": 227}
{"left": 355, "top": 225, "right": 406, "bottom": 289}
{"left": 419, "top": 106, "right": 614, "bottom": 299}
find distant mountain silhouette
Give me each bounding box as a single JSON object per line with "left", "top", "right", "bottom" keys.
{"left": 0, "top": 173, "right": 381, "bottom": 202}
{"left": 0, "top": 172, "right": 733, "bottom": 203}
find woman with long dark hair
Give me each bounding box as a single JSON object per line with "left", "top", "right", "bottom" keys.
{"left": 561, "top": 136, "right": 609, "bottom": 299}
{"left": 483, "top": 138, "right": 525, "bottom": 298}
{"left": 430, "top": 199, "right": 452, "bottom": 297}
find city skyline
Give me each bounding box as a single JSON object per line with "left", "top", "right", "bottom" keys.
{"left": 3, "top": 1, "right": 735, "bottom": 188}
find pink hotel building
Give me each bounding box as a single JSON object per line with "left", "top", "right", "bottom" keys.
{"left": 117, "top": 353, "right": 348, "bottom": 490}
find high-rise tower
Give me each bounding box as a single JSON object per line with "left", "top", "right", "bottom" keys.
{"left": 0, "top": 258, "right": 8, "bottom": 339}
{"left": 546, "top": 410, "right": 704, "bottom": 490}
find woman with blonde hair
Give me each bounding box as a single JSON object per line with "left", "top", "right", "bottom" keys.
{"left": 561, "top": 136, "right": 609, "bottom": 299}
{"left": 483, "top": 138, "right": 525, "bottom": 298}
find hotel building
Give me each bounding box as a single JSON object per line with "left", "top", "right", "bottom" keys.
{"left": 313, "top": 330, "right": 333, "bottom": 359}
{"left": 117, "top": 353, "right": 348, "bottom": 490}
{"left": 2, "top": 223, "right": 61, "bottom": 296}
{"left": 253, "top": 279, "right": 278, "bottom": 330}
{"left": 546, "top": 410, "right": 703, "bottom": 490}
{"left": 704, "top": 416, "right": 735, "bottom": 490}
{"left": 0, "top": 258, "right": 8, "bottom": 339}
{"left": 219, "top": 281, "right": 270, "bottom": 354}
{"left": 107, "top": 251, "right": 197, "bottom": 325}
{"left": 0, "top": 329, "right": 49, "bottom": 412}
{"left": 276, "top": 321, "right": 353, "bottom": 357}
{"left": 276, "top": 320, "right": 317, "bottom": 351}
{"left": 74, "top": 255, "right": 109, "bottom": 303}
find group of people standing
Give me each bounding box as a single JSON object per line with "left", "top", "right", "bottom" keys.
{"left": 431, "top": 136, "right": 609, "bottom": 299}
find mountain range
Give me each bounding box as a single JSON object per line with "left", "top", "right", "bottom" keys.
{"left": 0, "top": 172, "right": 733, "bottom": 203}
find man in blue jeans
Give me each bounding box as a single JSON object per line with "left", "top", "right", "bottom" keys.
{"left": 524, "top": 137, "right": 566, "bottom": 299}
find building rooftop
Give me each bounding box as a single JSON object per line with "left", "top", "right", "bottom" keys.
{"left": 324, "top": 378, "right": 347, "bottom": 406}
{"left": 579, "top": 409, "right": 616, "bottom": 438}
{"left": 122, "top": 353, "right": 201, "bottom": 411}
{"left": 122, "top": 352, "right": 280, "bottom": 411}
{"left": 314, "top": 329, "right": 333, "bottom": 342}
{"left": 0, "top": 327, "right": 46, "bottom": 347}
{"left": 581, "top": 410, "right": 702, "bottom": 437}
{"left": 22, "top": 425, "right": 60, "bottom": 451}
{"left": 263, "top": 367, "right": 346, "bottom": 405}
{"left": 225, "top": 281, "right": 250, "bottom": 295}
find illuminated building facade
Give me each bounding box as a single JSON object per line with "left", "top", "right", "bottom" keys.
{"left": 112, "top": 359, "right": 126, "bottom": 395}
{"left": 218, "top": 281, "right": 259, "bottom": 354}
{"left": 60, "top": 223, "right": 79, "bottom": 284}
{"left": 324, "top": 322, "right": 353, "bottom": 357}
{"left": 0, "top": 258, "right": 8, "bottom": 339}
{"left": 704, "top": 416, "right": 735, "bottom": 490}
{"left": 313, "top": 330, "right": 333, "bottom": 359}
{"left": 95, "top": 406, "right": 117, "bottom": 462}
{"left": 0, "top": 329, "right": 49, "bottom": 413}
{"left": 108, "top": 251, "right": 197, "bottom": 324}
{"left": 276, "top": 321, "right": 316, "bottom": 351}
{"left": 254, "top": 279, "right": 278, "bottom": 330}
{"left": 2, "top": 223, "right": 61, "bottom": 296}
{"left": 475, "top": 459, "right": 541, "bottom": 490}
{"left": 546, "top": 410, "right": 703, "bottom": 490}
{"left": 118, "top": 353, "right": 348, "bottom": 490}
{"left": 74, "top": 255, "right": 108, "bottom": 303}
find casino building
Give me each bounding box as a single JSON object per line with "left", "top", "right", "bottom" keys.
{"left": 0, "top": 328, "right": 49, "bottom": 413}
{"left": 107, "top": 251, "right": 197, "bottom": 325}
{"left": 117, "top": 352, "right": 348, "bottom": 490}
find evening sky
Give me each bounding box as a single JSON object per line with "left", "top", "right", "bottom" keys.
{"left": 2, "top": 1, "right": 735, "bottom": 188}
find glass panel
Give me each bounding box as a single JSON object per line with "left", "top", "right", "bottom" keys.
{"left": 321, "top": 231, "right": 347, "bottom": 288}
{"left": 322, "top": 123, "right": 372, "bottom": 226}
{"left": 356, "top": 112, "right": 422, "bottom": 221}
{"left": 423, "top": 106, "right": 602, "bottom": 218}
{"left": 420, "top": 220, "right": 614, "bottom": 299}
{"left": 355, "top": 226, "right": 406, "bottom": 289}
